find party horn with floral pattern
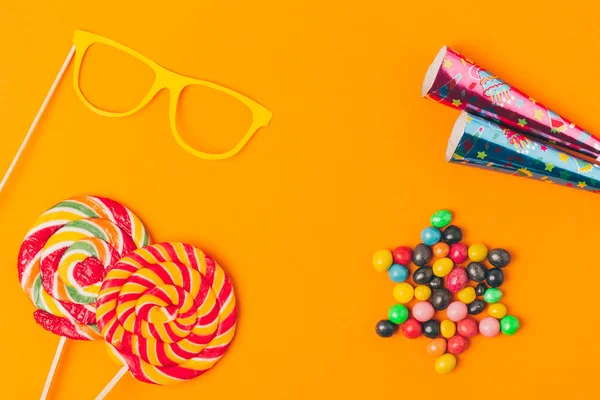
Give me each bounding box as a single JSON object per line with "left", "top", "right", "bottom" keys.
{"left": 423, "top": 46, "right": 600, "bottom": 162}
{"left": 447, "top": 112, "right": 600, "bottom": 194}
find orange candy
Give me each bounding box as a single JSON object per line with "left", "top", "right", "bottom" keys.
{"left": 425, "top": 338, "right": 447, "bottom": 357}
{"left": 433, "top": 242, "right": 450, "bottom": 258}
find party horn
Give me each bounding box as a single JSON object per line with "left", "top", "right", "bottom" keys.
{"left": 447, "top": 112, "right": 600, "bottom": 194}
{"left": 422, "top": 46, "right": 600, "bottom": 162}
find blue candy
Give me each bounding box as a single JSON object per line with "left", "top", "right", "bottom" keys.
{"left": 388, "top": 263, "right": 409, "bottom": 283}
{"left": 421, "top": 227, "right": 441, "bottom": 246}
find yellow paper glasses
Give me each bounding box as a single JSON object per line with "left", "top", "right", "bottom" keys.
{"left": 71, "top": 30, "right": 272, "bottom": 160}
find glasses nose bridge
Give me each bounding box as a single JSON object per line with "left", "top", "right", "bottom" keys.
{"left": 156, "top": 69, "right": 188, "bottom": 94}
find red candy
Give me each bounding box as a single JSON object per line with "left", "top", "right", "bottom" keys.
{"left": 449, "top": 243, "right": 468, "bottom": 264}
{"left": 401, "top": 318, "right": 422, "bottom": 339}
{"left": 457, "top": 318, "right": 478, "bottom": 338}
{"left": 447, "top": 335, "right": 468, "bottom": 354}
{"left": 446, "top": 267, "right": 468, "bottom": 293}
{"left": 392, "top": 246, "right": 412, "bottom": 266}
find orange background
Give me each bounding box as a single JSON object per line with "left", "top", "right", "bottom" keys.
{"left": 1, "top": 1, "right": 599, "bottom": 399}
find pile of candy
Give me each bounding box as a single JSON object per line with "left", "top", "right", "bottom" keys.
{"left": 373, "top": 210, "right": 520, "bottom": 374}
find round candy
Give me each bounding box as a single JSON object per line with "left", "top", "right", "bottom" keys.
{"left": 484, "top": 288, "right": 503, "bottom": 303}
{"left": 413, "top": 301, "right": 435, "bottom": 322}
{"left": 421, "top": 227, "right": 441, "bottom": 246}
{"left": 475, "top": 283, "right": 488, "bottom": 296}
{"left": 431, "top": 209, "right": 452, "bottom": 228}
{"left": 488, "top": 248, "right": 511, "bottom": 268}
{"left": 393, "top": 282, "right": 414, "bottom": 304}
{"left": 488, "top": 303, "right": 508, "bottom": 319}
{"left": 415, "top": 285, "right": 432, "bottom": 301}
{"left": 429, "top": 276, "right": 444, "bottom": 289}
{"left": 413, "top": 244, "right": 433, "bottom": 266}
{"left": 457, "top": 287, "right": 476, "bottom": 304}
{"left": 447, "top": 335, "right": 468, "bottom": 354}
{"left": 433, "top": 242, "right": 450, "bottom": 258}
{"left": 479, "top": 317, "right": 500, "bottom": 337}
{"left": 413, "top": 266, "right": 434, "bottom": 284}
{"left": 442, "top": 225, "right": 462, "bottom": 244}
{"left": 468, "top": 243, "right": 488, "bottom": 262}
{"left": 97, "top": 242, "right": 237, "bottom": 385}
{"left": 18, "top": 196, "right": 150, "bottom": 340}
{"left": 433, "top": 257, "right": 454, "bottom": 277}
{"left": 466, "top": 262, "right": 487, "bottom": 283}
{"left": 376, "top": 320, "right": 398, "bottom": 338}
{"left": 446, "top": 301, "right": 468, "bottom": 322}
{"left": 486, "top": 268, "right": 504, "bottom": 287}
{"left": 426, "top": 338, "right": 447, "bottom": 357}
{"left": 392, "top": 246, "right": 412, "bottom": 265}
{"left": 500, "top": 315, "right": 520, "bottom": 335}
{"left": 388, "top": 264, "right": 409, "bottom": 283}
{"left": 401, "top": 318, "right": 422, "bottom": 339}
{"left": 457, "top": 318, "right": 478, "bottom": 338}
{"left": 373, "top": 249, "right": 394, "bottom": 272}
{"left": 449, "top": 243, "right": 468, "bottom": 264}
{"left": 388, "top": 304, "right": 409, "bottom": 324}
{"left": 446, "top": 267, "right": 468, "bottom": 293}
{"left": 434, "top": 354, "right": 457, "bottom": 374}
{"left": 431, "top": 288, "right": 452, "bottom": 310}
{"left": 440, "top": 320, "right": 456, "bottom": 339}
{"left": 468, "top": 299, "right": 486, "bottom": 315}
{"left": 422, "top": 319, "right": 440, "bottom": 338}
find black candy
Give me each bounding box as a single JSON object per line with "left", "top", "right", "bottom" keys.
{"left": 442, "top": 225, "right": 462, "bottom": 244}
{"left": 413, "top": 266, "right": 434, "bottom": 284}
{"left": 412, "top": 244, "right": 433, "bottom": 266}
{"left": 375, "top": 320, "right": 398, "bottom": 338}
{"left": 468, "top": 300, "right": 486, "bottom": 315}
{"left": 422, "top": 319, "right": 440, "bottom": 338}
{"left": 431, "top": 288, "right": 451, "bottom": 310}
{"left": 466, "top": 262, "right": 487, "bottom": 283}
{"left": 488, "top": 248, "right": 511, "bottom": 268}
{"left": 429, "top": 276, "right": 444, "bottom": 289}
{"left": 486, "top": 268, "right": 504, "bottom": 287}
{"left": 475, "top": 283, "right": 488, "bottom": 296}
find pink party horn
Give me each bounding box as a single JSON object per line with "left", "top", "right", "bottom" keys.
{"left": 422, "top": 46, "right": 600, "bottom": 162}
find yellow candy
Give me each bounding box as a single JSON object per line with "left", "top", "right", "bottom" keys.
{"left": 373, "top": 250, "right": 393, "bottom": 272}
{"left": 468, "top": 244, "right": 488, "bottom": 262}
{"left": 457, "top": 287, "right": 476, "bottom": 304}
{"left": 434, "top": 353, "right": 457, "bottom": 374}
{"left": 393, "top": 282, "right": 414, "bottom": 304}
{"left": 440, "top": 320, "right": 456, "bottom": 339}
{"left": 433, "top": 257, "right": 454, "bottom": 277}
{"left": 414, "top": 285, "right": 431, "bottom": 301}
{"left": 488, "top": 303, "right": 508, "bottom": 319}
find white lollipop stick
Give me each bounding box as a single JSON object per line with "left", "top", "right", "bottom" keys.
{"left": 40, "top": 336, "right": 67, "bottom": 400}
{"left": 0, "top": 45, "right": 75, "bottom": 193}
{"left": 95, "top": 366, "right": 129, "bottom": 400}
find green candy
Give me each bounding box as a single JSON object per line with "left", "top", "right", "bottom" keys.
{"left": 388, "top": 304, "right": 409, "bottom": 324}
{"left": 500, "top": 315, "right": 520, "bottom": 335}
{"left": 483, "top": 288, "right": 503, "bottom": 304}
{"left": 430, "top": 209, "right": 452, "bottom": 228}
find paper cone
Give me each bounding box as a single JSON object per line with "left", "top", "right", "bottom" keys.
{"left": 447, "top": 112, "right": 600, "bottom": 194}
{"left": 423, "top": 46, "right": 600, "bottom": 162}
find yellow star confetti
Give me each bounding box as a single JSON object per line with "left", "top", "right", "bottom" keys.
{"left": 443, "top": 59, "right": 453, "bottom": 69}
{"left": 452, "top": 99, "right": 462, "bottom": 107}
{"left": 559, "top": 153, "right": 569, "bottom": 163}
{"left": 545, "top": 163, "right": 554, "bottom": 172}
{"left": 477, "top": 151, "right": 487, "bottom": 159}
{"left": 533, "top": 109, "right": 545, "bottom": 121}
{"left": 466, "top": 115, "right": 473, "bottom": 123}
{"left": 578, "top": 181, "right": 587, "bottom": 188}
{"left": 517, "top": 118, "right": 527, "bottom": 128}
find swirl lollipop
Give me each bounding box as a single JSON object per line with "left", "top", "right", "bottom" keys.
{"left": 95, "top": 242, "right": 237, "bottom": 397}
{"left": 17, "top": 195, "right": 150, "bottom": 398}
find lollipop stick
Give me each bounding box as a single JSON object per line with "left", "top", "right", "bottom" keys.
{"left": 95, "top": 366, "right": 129, "bottom": 400}
{"left": 0, "top": 45, "right": 75, "bottom": 193}
{"left": 40, "top": 336, "right": 67, "bottom": 400}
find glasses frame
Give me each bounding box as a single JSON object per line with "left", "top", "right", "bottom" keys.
{"left": 72, "top": 29, "right": 272, "bottom": 160}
